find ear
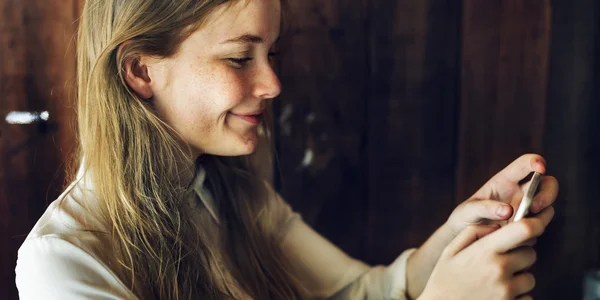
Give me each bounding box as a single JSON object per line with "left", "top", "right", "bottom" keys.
{"left": 119, "top": 43, "right": 153, "bottom": 99}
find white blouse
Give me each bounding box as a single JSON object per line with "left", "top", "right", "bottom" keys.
{"left": 15, "top": 166, "right": 415, "bottom": 299}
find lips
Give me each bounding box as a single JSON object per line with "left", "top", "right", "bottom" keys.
{"left": 229, "top": 110, "right": 264, "bottom": 125}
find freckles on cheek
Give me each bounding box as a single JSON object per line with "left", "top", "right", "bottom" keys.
{"left": 216, "top": 67, "right": 247, "bottom": 107}
{"left": 181, "top": 63, "right": 247, "bottom": 136}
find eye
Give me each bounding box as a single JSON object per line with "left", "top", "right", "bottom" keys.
{"left": 227, "top": 57, "right": 254, "bottom": 68}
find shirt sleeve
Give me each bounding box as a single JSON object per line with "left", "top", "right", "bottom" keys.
{"left": 271, "top": 192, "right": 417, "bottom": 300}
{"left": 16, "top": 236, "right": 136, "bottom": 300}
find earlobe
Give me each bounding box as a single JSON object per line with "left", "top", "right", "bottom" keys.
{"left": 119, "top": 43, "right": 153, "bottom": 99}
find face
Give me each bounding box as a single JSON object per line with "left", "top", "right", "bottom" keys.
{"left": 145, "top": 0, "right": 282, "bottom": 157}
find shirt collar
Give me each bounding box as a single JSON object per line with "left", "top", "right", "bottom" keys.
{"left": 191, "top": 166, "right": 220, "bottom": 224}
{"left": 78, "top": 159, "right": 221, "bottom": 224}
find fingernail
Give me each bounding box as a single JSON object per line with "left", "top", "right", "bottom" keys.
{"left": 496, "top": 205, "right": 510, "bottom": 217}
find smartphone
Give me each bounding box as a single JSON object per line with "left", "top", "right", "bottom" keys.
{"left": 513, "top": 172, "right": 542, "bottom": 222}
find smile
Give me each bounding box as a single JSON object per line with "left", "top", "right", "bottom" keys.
{"left": 229, "top": 111, "right": 264, "bottom": 125}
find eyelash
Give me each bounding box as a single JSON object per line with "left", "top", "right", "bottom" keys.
{"left": 228, "top": 52, "right": 279, "bottom": 68}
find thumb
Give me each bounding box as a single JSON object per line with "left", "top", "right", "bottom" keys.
{"left": 444, "top": 224, "right": 501, "bottom": 257}
{"left": 460, "top": 199, "right": 514, "bottom": 222}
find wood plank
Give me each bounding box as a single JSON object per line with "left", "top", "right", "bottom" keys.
{"left": 457, "top": 0, "right": 551, "bottom": 202}
{"left": 0, "top": 1, "right": 79, "bottom": 298}
{"left": 275, "top": 0, "right": 370, "bottom": 259}
{"left": 365, "top": 0, "right": 461, "bottom": 264}
{"left": 537, "top": 0, "right": 600, "bottom": 298}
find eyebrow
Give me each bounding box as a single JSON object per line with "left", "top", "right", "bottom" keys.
{"left": 221, "top": 34, "right": 264, "bottom": 44}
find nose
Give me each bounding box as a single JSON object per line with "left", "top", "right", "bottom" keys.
{"left": 253, "top": 63, "right": 281, "bottom": 100}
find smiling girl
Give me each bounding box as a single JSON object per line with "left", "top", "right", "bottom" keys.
{"left": 15, "top": 0, "right": 558, "bottom": 299}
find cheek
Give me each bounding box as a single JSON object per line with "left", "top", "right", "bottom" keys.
{"left": 152, "top": 61, "right": 253, "bottom": 154}
{"left": 209, "top": 67, "right": 248, "bottom": 109}
{"left": 179, "top": 68, "right": 251, "bottom": 140}
{"left": 178, "top": 65, "right": 246, "bottom": 118}
{"left": 188, "top": 65, "right": 247, "bottom": 112}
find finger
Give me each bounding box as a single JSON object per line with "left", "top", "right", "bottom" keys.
{"left": 504, "top": 246, "right": 537, "bottom": 273}
{"left": 498, "top": 154, "right": 547, "bottom": 183}
{"left": 483, "top": 207, "right": 554, "bottom": 253}
{"left": 507, "top": 238, "right": 537, "bottom": 251}
{"left": 511, "top": 272, "right": 536, "bottom": 298}
{"left": 521, "top": 237, "right": 537, "bottom": 247}
{"left": 461, "top": 199, "right": 514, "bottom": 222}
{"left": 444, "top": 224, "right": 501, "bottom": 257}
{"left": 530, "top": 205, "right": 555, "bottom": 228}
{"left": 530, "top": 176, "right": 559, "bottom": 213}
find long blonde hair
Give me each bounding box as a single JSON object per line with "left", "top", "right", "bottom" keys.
{"left": 76, "top": 0, "right": 300, "bottom": 298}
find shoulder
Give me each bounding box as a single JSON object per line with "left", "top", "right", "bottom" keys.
{"left": 27, "top": 178, "right": 106, "bottom": 238}
{"left": 16, "top": 236, "right": 135, "bottom": 299}
{"left": 25, "top": 179, "right": 114, "bottom": 264}
{"left": 16, "top": 180, "right": 135, "bottom": 299}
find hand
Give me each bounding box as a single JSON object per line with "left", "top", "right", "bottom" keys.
{"left": 446, "top": 154, "right": 559, "bottom": 236}
{"left": 419, "top": 206, "right": 555, "bottom": 300}
{"left": 405, "top": 154, "right": 559, "bottom": 299}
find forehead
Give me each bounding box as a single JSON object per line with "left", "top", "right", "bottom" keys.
{"left": 190, "top": 0, "right": 282, "bottom": 46}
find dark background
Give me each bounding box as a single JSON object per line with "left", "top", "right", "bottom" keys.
{"left": 2, "top": 0, "right": 599, "bottom": 299}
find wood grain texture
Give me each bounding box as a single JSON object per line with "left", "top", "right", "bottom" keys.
{"left": 0, "top": 1, "right": 79, "bottom": 298}
{"left": 457, "top": 0, "right": 551, "bottom": 201}
{"left": 536, "top": 0, "right": 600, "bottom": 298}
{"left": 275, "top": 0, "right": 370, "bottom": 259}
{"left": 365, "top": 0, "right": 461, "bottom": 264}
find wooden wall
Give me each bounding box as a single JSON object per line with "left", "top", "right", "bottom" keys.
{"left": 539, "top": 0, "right": 600, "bottom": 296}
{"left": 0, "top": 1, "right": 80, "bottom": 299}
{"left": 276, "top": 0, "right": 600, "bottom": 299}
{"left": 1, "top": 0, "right": 598, "bottom": 299}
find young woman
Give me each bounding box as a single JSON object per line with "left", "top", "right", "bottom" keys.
{"left": 15, "top": 0, "right": 559, "bottom": 299}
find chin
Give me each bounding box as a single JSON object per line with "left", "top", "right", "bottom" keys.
{"left": 236, "top": 136, "right": 259, "bottom": 155}
{"left": 210, "top": 135, "right": 258, "bottom": 157}
{"left": 199, "top": 129, "right": 262, "bottom": 157}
